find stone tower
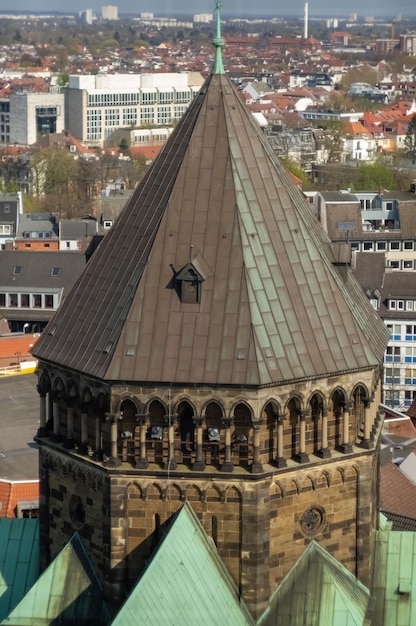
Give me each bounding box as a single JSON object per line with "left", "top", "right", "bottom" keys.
{"left": 32, "top": 6, "right": 388, "bottom": 620}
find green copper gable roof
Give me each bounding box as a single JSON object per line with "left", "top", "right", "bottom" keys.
{"left": 372, "top": 529, "right": 416, "bottom": 626}
{"left": 1, "top": 533, "right": 110, "bottom": 625}
{"left": 32, "top": 71, "right": 388, "bottom": 386}
{"left": 259, "top": 540, "right": 371, "bottom": 626}
{"left": 112, "top": 503, "right": 254, "bottom": 626}
{"left": 0, "top": 520, "right": 39, "bottom": 623}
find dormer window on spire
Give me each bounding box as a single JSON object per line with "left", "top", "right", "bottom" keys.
{"left": 176, "top": 263, "right": 203, "bottom": 304}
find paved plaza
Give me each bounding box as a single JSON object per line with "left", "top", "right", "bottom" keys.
{"left": 0, "top": 373, "right": 39, "bottom": 481}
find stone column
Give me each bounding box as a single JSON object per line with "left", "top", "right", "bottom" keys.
{"left": 318, "top": 407, "right": 331, "bottom": 458}
{"left": 192, "top": 417, "right": 205, "bottom": 471}
{"left": 164, "top": 415, "right": 177, "bottom": 471}
{"left": 52, "top": 396, "right": 61, "bottom": 441}
{"left": 136, "top": 414, "right": 149, "bottom": 469}
{"left": 37, "top": 385, "right": 48, "bottom": 436}
{"left": 221, "top": 419, "right": 234, "bottom": 472}
{"left": 63, "top": 402, "right": 74, "bottom": 449}
{"left": 252, "top": 421, "right": 263, "bottom": 473}
{"left": 274, "top": 415, "right": 287, "bottom": 468}
{"left": 295, "top": 411, "right": 309, "bottom": 463}
{"left": 93, "top": 416, "right": 104, "bottom": 461}
{"left": 78, "top": 409, "right": 89, "bottom": 454}
{"left": 104, "top": 413, "right": 122, "bottom": 467}
{"left": 340, "top": 403, "right": 353, "bottom": 453}
{"left": 361, "top": 401, "right": 373, "bottom": 449}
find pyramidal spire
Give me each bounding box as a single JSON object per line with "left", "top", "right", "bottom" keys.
{"left": 212, "top": 0, "right": 225, "bottom": 74}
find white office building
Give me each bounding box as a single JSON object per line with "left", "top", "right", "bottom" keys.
{"left": 66, "top": 73, "right": 204, "bottom": 146}
{"left": 101, "top": 5, "right": 118, "bottom": 20}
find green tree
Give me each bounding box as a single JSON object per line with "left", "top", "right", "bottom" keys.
{"left": 119, "top": 137, "right": 129, "bottom": 153}
{"left": 405, "top": 114, "right": 416, "bottom": 154}
{"left": 354, "top": 160, "right": 397, "bottom": 192}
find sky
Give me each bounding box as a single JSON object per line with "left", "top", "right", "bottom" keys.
{"left": 0, "top": 0, "right": 414, "bottom": 18}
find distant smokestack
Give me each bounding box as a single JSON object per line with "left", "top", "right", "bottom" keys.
{"left": 304, "top": 2, "right": 309, "bottom": 39}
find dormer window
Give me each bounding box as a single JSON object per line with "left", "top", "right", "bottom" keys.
{"left": 176, "top": 263, "right": 204, "bottom": 304}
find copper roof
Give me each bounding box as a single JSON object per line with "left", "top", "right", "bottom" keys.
{"left": 32, "top": 71, "right": 388, "bottom": 386}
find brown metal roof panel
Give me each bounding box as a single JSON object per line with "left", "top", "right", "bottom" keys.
{"left": 161, "top": 358, "right": 179, "bottom": 381}
{"left": 177, "top": 346, "right": 193, "bottom": 370}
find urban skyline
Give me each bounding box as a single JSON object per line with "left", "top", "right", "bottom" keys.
{"left": 0, "top": 0, "right": 414, "bottom": 19}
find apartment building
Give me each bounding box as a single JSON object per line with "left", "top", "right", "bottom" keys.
{"left": 305, "top": 187, "right": 416, "bottom": 411}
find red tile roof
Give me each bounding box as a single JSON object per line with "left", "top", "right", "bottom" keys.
{"left": 380, "top": 462, "right": 416, "bottom": 520}
{"left": 0, "top": 479, "right": 39, "bottom": 518}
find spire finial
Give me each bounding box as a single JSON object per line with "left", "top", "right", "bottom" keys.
{"left": 212, "top": 0, "right": 225, "bottom": 74}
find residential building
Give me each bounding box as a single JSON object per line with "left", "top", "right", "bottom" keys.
{"left": 344, "top": 121, "right": 376, "bottom": 161}
{"left": 31, "top": 13, "right": 390, "bottom": 625}
{"left": 15, "top": 213, "right": 59, "bottom": 251}
{"left": 59, "top": 217, "right": 98, "bottom": 251}
{"left": 352, "top": 254, "right": 416, "bottom": 411}
{"left": 0, "top": 250, "right": 87, "bottom": 333}
{"left": 80, "top": 9, "right": 94, "bottom": 25}
{"left": 65, "top": 72, "right": 204, "bottom": 147}
{"left": 0, "top": 192, "right": 22, "bottom": 249}
{"left": 0, "top": 99, "right": 10, "bottom": 144}
{"left": 305, "top": 187, "right": 416, "bottom": 410}
{"left": 298, "top": 108, "right": 364, "bottom": 123}
{"left": 400, "top": 33, "right": 416, "bottom": 56}
{"left": 193, "top": 13, "right": 212, "bottom": 23}
{"left": 101, "top": 5, "right": 118, "bottom": 20}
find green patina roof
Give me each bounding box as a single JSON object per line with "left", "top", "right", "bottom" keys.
{"left": 213, "top": 0, "right": 225, "bottom": 75}
{"left": 112, "top": 503, "right": 254, "bottom": 626}
{"left": 372, "top": 529, "right": 416, "bottom": 626}
{"left": 0, "top": 519, "right": 39, "bottom": 623}
{"left": 1, "top": 533, "right": 110, "bottom": 626}
{"left": 258, "top": 540, "right": 371, "bottom": 626}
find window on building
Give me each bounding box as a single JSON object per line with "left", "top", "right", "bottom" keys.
{"left": 9, "top": 293, "right": 18, "bottom": 307}
{"left": 405, "top": 346, "right": 416, "bottom": 363}
{"left": 363, "top": 242, "right": 374, "bottom": 251}
{"left": 405, "top": 390, "right": 416, "bottom": 404}
{"left": 21, "top": 294, "right": 29, "bottom": 307}
{"left": 51, "top": 267, "right": 61, "bottom": 277}
{"left": 13, "top": 265, "right": 22, "bottom": 276}
{"left": 386, "top": 346, "right": 401, "bottom": 362}
{"left": 385, "top": 368, "right": 400, "bottom": 384}
{"left": 157, "top": 106, "right": 172, "bottom": 125}
{"left": 0, "top": 293, "right": 5, "bottom": 306}
{"left": 404, "top": 260, "right": 414, "bottom": 269}
{"left": 33, "top": 294, "right": 42, "bottom": 308}
{"left": 387, "top": 324, "right": 401, "bottom": 340}
{"left": 140, "top": 107, "right": 155, "bottom": 125}
{"left": 45, "top": 294, "right": 54, "bottom": 308}
{"left": 388, "top": 260, "right": 400, "bottom": 269}
{"left": 404, "top": 241, "right": 414, "bottom": 250}
{"left": 385, "top": 389, "right": 400, "bottom": 406}
{"left": 376, "top": 241, "right": 387, "bottom": 251}
{"left": 0, "top": 224, "right": 11, "bottom": 234}
{"left": 405, "top": 369, "right": 416, "bottom": 384}
{"left": 390, "top": 241, "right": 400, "bottom": 250}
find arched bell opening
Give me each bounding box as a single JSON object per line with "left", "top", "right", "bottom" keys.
{"left": 231, "top": 402, "right": 253, "bottom": 468}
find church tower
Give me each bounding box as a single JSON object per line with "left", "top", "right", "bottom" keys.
{"left": 32, "top": 4, "right": 388, "bottom": 620}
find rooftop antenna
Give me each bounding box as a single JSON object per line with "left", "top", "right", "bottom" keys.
{"left": 213, "top": 0, "right": 225, "bottom": 75}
